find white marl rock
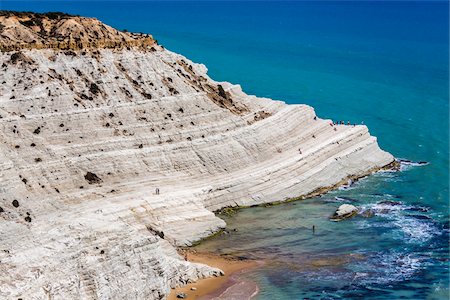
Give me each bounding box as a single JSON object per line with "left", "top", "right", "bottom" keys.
{"left": 0, "top": 45, "right": 394, "bottom": 299}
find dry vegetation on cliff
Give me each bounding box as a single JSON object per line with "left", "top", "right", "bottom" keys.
{"left": 0, "top": 11, "right": 156, "bottom": 51}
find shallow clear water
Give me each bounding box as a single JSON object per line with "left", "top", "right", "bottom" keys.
{"left": 196, "top": 165, "right": 449, "bottom": 299}
{"left": 2, "top": 1, "right": 449, "bottom": 299}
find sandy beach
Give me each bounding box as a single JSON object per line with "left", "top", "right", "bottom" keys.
{"left": 168, "top": 251, "right": 261, "bottom": 300}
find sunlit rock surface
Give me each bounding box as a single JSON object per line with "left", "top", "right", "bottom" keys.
{"left": 0, "top": 11, "right": 394, "bottom": 299}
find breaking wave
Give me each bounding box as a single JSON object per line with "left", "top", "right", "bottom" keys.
{"left": 358, "top": 200, "right": 440, "bottom": 244}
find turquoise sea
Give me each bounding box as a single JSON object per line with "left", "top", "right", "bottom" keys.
{"left": 2, "top": 1, "right": 448, "bottom": 299}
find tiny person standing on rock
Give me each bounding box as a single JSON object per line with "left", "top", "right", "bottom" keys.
{"left": 156, "top": 187, "right": 160, "bottom": 195}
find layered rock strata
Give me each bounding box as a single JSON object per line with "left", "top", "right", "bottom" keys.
{"left": 0, "top": 12, "right": 394, "bottom": 299}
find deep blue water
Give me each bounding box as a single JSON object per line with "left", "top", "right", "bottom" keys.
{"left": 2, "top": 1, "right": 448, "bottom": 299}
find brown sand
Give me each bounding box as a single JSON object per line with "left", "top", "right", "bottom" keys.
{"left": 168, "top": 250, "right": 260, "bottom": 300}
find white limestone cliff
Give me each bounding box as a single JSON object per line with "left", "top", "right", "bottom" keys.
{"left": 0, "top": 12, "right": 395, "bottom": 299}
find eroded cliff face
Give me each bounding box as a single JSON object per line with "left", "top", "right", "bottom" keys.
{"left": 0, "top": 11, "right": 155, "bottom": 51}
{"left": 0, "top": 12, "right": 394, "bottom": 300}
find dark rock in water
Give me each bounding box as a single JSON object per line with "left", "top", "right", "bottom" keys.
{"left": 405, "top": 207, "right": 429, "bottom": 213}
{"left": 176, "top": 292, "right": 187, "bottom": 299}
{"left": 84, "top": 172, "right": 102, "bottom": 184}
{"left": 12, "top": 200, "right": 19, "bottom": 208}
{"left": 330, "top": 204, "right": 358, "bottom": 221}
{"left": 378, "top": 200, "right": 402, "bottom": 206}
{"left": 398, "top": 159, "right": 429, "bottom": 166}
{"left": 406, "top": 214, "right": 432, "bottom": 220}
{"left": 398, "top": 159, "right": 413, "bottom": 163}
{"left": 360, "top": 209, "right": 375, "bottom": 218}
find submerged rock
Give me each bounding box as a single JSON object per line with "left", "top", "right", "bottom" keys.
{"left": 360, "top": 209, "right": 375, "bottom": 218}
{"left": 406, "top": 214, "right": 432, "bottom": 220}
{"left": 398, "top": 159, "right": 429, "bottom": 166}
{"left": 176, "top": 292, "right": 187, "bottom": 299}
{"left": 330, "top": 204, "right": 358, "bottom": 221}
{"left": 378, "top": 200, "right": 402, "bottom": 206}
{"left": 405, "top": 206, "right": 429, "bottom": 213}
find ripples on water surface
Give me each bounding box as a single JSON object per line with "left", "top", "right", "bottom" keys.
{"left": 2, "top": 1, "right": 449, "bottom": 299}
{"left": 196, "top": 164, "right": 449, "bottom": 299}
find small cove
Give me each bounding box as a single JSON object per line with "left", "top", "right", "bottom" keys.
{"left": 3, "top": 1, "right": 448, "bottom": 298}
{"left": 195, "top": 165, "right": 449, "bottom": 299}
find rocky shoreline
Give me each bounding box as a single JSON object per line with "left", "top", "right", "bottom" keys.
{"left": 0, "top": 11, "right": 395, "bottom": 299}
{"left": 216, "top": 160, "right": 399, "bottom": 216}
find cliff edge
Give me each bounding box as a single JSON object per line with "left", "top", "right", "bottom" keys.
{"left": 0, "top": 11, "right": 156, "bottom": 51}
{"left": 0, "top": 11, "right": 395, "bottom": 300}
